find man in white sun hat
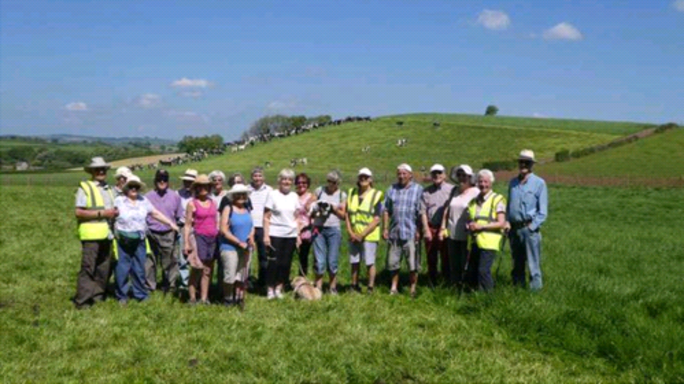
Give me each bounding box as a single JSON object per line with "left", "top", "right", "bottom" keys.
{"left": 176, "top": 169, "right": 198, "bottom": 290}
{"left": 507, "top": 149, "right": 548, "bottom": 291}
{"left": 73, "top": 157, "right": 117, "bottom": 309}
{"left": 421, "top": 163, "right": 454, "bottom": 286}
{"left": 383, "top": 163, "right": 430, "bottom": 298}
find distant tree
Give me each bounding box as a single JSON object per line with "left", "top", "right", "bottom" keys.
{"left": 290, "top": 115, "right": 307, "bottom": 128}
{"left": 485, "top": 105, "right": 499, "bottom": 116}
{"left": 160, "top": 145, "right": 166, "bottom": 152}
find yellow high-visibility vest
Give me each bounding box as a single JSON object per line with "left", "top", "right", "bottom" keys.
{"left": 467, "top": 192, "right": 506, "bottom": 251}
{"left": 77, "top": 180, "right": 113, "bottom": 241}
{"left": 347, "top": 187, "right": 383, "bottom": 242}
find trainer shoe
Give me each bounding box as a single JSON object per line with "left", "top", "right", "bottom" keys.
{"left": 275, "top": 288, "right": 284, "bottom": 299}
{"left": 267, "top": 289, "right": 276, "bottom": 300}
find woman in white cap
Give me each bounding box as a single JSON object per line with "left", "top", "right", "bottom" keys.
{"left": 263, "top": 168, "right": 301, "bottom": 299}
{"left": 183, "top": 174, "right": 219, "bottom": 305}
{"left": 345, "top": 167, "right": 384, "bottom": 293}
{"left": 440, "top": 165, "right": 480, "bottom": 288}
{"left": 219, "top": 184, "right": 254, "bottom": 308}
{"left": 113, "top": 175, "right": 179, "bottom": 304}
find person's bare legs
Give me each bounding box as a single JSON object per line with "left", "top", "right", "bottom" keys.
{"left": 367, "top": 265, "right": 376, "bottom": 289}
{"left": 390, "top": 271, "right": 399, "bottom": 293}
{"left": 351, "top": 263, "right": 360, "bottom": 286}
{"left": 188, "top": 269, "right": 201, "bottom": 303}
{"left": 200, "top": 262, "right": 213, "bottom": 302}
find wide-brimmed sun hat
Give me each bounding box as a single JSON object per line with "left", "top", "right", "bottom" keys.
{"left": 226, "top": 184, "right": 252, "bottom": 196}
{"left": 518, "top": 149, "right": 536, "bottom": 163}
{"left": 192, "top": 174, "right": 212, "bottom": 188}
{"left": 450, "top": 164, "right": 475, "bottom": 184}
{"left": 180, "top": 169, "right": 198, "bottom": 181}
{"left": 123, "top": 175, "right": 144, "bottom": 191}
{"left": 84, "top": 157, "right": 111, "bottom": 171}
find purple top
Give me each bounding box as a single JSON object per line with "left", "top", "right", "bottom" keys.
{"left": 145, "top": 189, "right": 182, "bottom": 232}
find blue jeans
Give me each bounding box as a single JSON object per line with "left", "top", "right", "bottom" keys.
{"left": 313, "top": 227, "right": 341, "bottom": 275}
{"left": 115, "top": 237, "right": 148, "bottom": 302}
{"left": 510, "top": 227, "right": 543, "bottom": 290}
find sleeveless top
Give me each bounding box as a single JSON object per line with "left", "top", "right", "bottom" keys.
{"left": 296, "top": 192, "right": 313, "bottom": 240}
{"left": 193, "top": 199, "right": 218, "bottom": 237}
{"left": 220, "top": 206, "right": 254, "bottom": 251}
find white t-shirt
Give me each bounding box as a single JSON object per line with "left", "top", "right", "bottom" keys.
{"left": 114, "top": 196, "right": 155, "bottom": 233}
{"left": 264, "top": 189, "right": 299, "bottom": 238}
{"left": 447, "top": 187, "right": 480, "bottom": 241}
{"left": 248, "top": 183, "right": 273, "bottom": 228}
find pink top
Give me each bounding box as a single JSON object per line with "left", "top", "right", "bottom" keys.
{"left": 296, "top": 192, "right": 313, "bottom": 240}
{"left": 192, "top": 199, "right": 219, "bottom": 237}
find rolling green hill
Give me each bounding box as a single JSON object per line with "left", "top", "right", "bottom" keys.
{"left": 539, "top": 127, "right": 684, "bottom": 179}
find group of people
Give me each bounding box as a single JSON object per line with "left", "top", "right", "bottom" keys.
{"left": 72, "top": 148, "right": 547, "bottom": 309}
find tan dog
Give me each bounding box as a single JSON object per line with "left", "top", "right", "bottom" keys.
{"left": 292, "top": 276, "right": 322, "bottom": 301}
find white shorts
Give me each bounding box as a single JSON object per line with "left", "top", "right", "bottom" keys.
{"left": 349, "top": 241, "right": 378, "bottom": 266}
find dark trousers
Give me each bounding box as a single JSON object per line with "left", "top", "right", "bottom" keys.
{"left": 146, "top": 230, "right": 179, "bottom": 292}
{"left": 467, "top": 245, "right": 497, "bottom": 292}
{"left": 298, "top": 238, "right": 313, "bottom": 276}
{"left": 425, "top": 226, "right": 450, "bottom": 285}
{"left": 266, "top": 236, "right": 297, "bottom": 287}
{"left": 74, "top": 240, "right": 112, "bottom": 307}
{"left": 447, "top": 239, "right": 468, "bottom": 287}
{"left": 254, "top": 227, "right": 267, "bottom": 286}
{"left": 115, "top": 237, "right": 148, "bottom": 302}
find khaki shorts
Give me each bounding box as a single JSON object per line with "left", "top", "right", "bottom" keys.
{"left": 387, "top": 239, "right": 419, "bottom": 272}
{"left": 220, "top": 249, "right": 250, "bottom": 284}
{"left": 349, "top": 241, "right": 378, "bottom": 266}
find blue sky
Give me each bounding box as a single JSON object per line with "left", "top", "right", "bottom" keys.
{"left": 1, "top": 0, "right": 683, "bottom": 140}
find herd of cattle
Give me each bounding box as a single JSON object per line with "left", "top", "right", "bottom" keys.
{"left": 127, "top": 150, "right": 215, "bottom": 171}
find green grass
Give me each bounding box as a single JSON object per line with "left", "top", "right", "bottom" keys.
{"left": 539, "top": 127, "right": 684, "bottom": 179}
{"left": 2, "top": 184, "right": 684, "bottom": 382}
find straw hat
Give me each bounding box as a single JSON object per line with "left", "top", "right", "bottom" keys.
{"left": 191, "top": 174, "right": 212, "bottom": 188}
{"left": 180, "top": 169, "right": 198, "bottom": 181}
{"left": 84, "top": 157, "right": 111, "bottom": 171}
{"left": 225, "top": 184, "right": 251, "bottom": 196}
{"left": 518, "top": 149, "right": 536, "bottom": 163}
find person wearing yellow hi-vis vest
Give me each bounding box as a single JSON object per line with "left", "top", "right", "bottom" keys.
{"left": 73, "top": 157, "right": 117, "bottom": 309}
{"left": 345, "top": 168, "right": 384, "bottom": 294}
{"left": 465, "top": 169, "right": 507, "bottom": 292}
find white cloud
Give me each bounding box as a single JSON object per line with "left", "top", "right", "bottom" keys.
{"left": 65, "top": 101, "right": 88, "bottom": 111}
{"left": 135, "top": 93, "right": 161, "bottom": 109}
{"left": 543, "top": 22, "right": 583, "bottom": 41}
{"left": 170, "top": 77, "right": 211, "bottom": 88}
{"left": 532, "top": 112, "right": 545, "bottom": 118}
{"left": 266, "top": 98, "right": 299, "bottom": 111}
{"left": 477, "top": 10, "right": 511, "bottom": 31}
{"left": 674, "top": 0, "right": 684, "bottom": 12}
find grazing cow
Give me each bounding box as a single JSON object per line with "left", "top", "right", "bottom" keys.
{"left": 361, "top": 145, "right": 371, "bottom": 154}
{"left": 433, "top": 121, "right": 440, "bottom": 128}
{"left": 300, "top": 157, "right": 307, "bottom": 165}
{"left": 396, "top": 121, "right": 404, "bottom": 127}
{"left": 396, "top": 138, "right": 408, "bottom": 147}
{"left": 264, "top": 161, "right": 271, "bottom": 168}
{"left": 238, "top": 144, "right": 247, "bottom": 151}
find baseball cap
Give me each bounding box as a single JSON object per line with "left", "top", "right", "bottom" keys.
{"left": 358, "top": 167, "right": 373, "bottom": 177}
{"left": 397, "top": 163, "right": 412, "bottom": 173}
{"left": 430, "top": 164, "right": 445, "bottom": 173}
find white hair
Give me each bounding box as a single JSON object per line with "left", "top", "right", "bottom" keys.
{"left": 278, "top": 168, "right": 295, "bottom": 181}
{"left": 208, "top": 170, "right": 226, "bottom": 183}
{"left": 477, "top": 169, "right": 495, "bottom": 183}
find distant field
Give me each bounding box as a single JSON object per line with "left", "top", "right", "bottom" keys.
{"left": 1, "top": 184, "right": 683, "bottom": 382}
{"left": 66, "top": 153, "right": 187, "bottom": 171}
{"left": 0, "top": 113, "right": 667, "bottom": 187}
{"left": 539, "top": 127, "right": 684, "bottom": 179}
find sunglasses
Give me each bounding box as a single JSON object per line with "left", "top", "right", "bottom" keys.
{"left": 456, "top": 172, "right": 467, "bottom": 177}
{"left": 129, "top": 186, "right": 140, "bottom": 191}
{"left": 327, "top": 180, "right": 338, "bottom": 184}
{"left": 431, "top": 171, "right": 443, "bottom": 175}
{"left": 234, "top": 193, "right": 248, "bottom": 199}
{"left": 156, "top": 178, "right": 169, "bottom": 183}
{"left": 358, "top": 175, "right": 370, "bottom": 180}
{"left": 518, "top": 160, "right": 533, "bottom": 166}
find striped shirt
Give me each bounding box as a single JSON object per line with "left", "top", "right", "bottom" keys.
{"left": 384, "top": 182, "right": 424, "bottom": 241}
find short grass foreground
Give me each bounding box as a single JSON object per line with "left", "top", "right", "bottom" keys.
{"left": 2, "top": 185, "right": 684, "bottom": 382}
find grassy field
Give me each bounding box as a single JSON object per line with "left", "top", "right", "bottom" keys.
{"left": 539, "top": 127, "right": 684, "bottom": 179}
{"left": 1, "top": 184, "right": 683, "bottom": 382}
{"left": 1, "top": 113, "right": 630, "bottom": 187}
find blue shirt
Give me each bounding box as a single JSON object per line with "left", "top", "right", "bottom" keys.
{"left": 507, "top": 173, "right": 548, "bottom": 232}
{"left": 384, "top": 182, "right": 424, "bottom": 241}
{"left": 219, "top": 207, "right": 254, "bottom": 251}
